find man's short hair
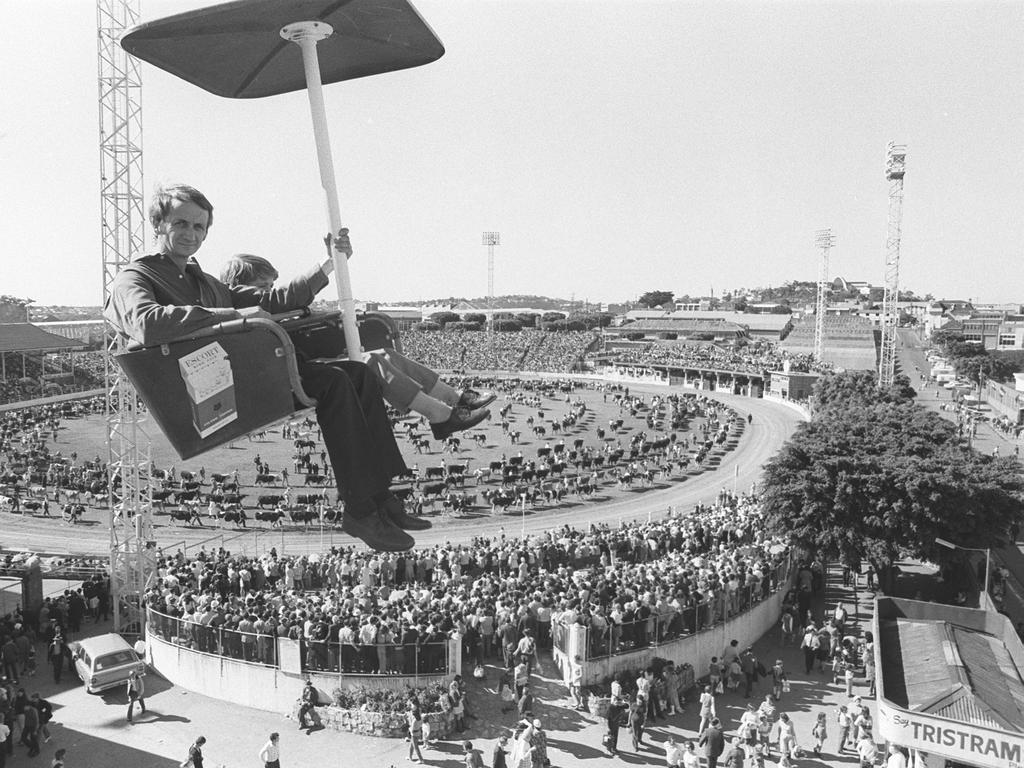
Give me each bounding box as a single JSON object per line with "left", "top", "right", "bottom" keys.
{"left": 220, "top": 254, "right": 279, "bottom": 288}
{"left": 148, "top": 183, "right": 214, "bottom": 231}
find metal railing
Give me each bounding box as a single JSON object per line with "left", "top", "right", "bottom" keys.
{"left": 560, "top": 556, "right": 792, "bottom": 661}
{"left": 147, "top": 606, "right": 279, "bottom": 667}
{"left": 146, "top": 606, "right": 451, "bottom": 679}
{"left": 301, "top": 639, "right": 449, "bottom": 677}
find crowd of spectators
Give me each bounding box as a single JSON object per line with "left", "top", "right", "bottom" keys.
{"left": 0, "top": 351, "right": 107, "bottom": 405}
{"left": 142, "top": 490, "right": 790, "bottom": 679}
{"left": 607, "top": 341, "right": 829, "bottom": 375}
{"left": 402, "top": 330, "right": 597, "bottom": 374}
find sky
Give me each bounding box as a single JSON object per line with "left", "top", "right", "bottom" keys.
{"left": 2, "top": 0, "right": 1023, "bottom": 309}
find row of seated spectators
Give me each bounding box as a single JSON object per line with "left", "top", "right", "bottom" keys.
{"left": 402, "top": 329, "right": 597, "bottom": 373}
{"left": 0, "top": 351, "right": 107, "bottom": 405}
{"left": 607, "top": 340, "right": 830, "bottom": 375}
{"left": 142, "top": 491, "right": 790, "bottom": 675}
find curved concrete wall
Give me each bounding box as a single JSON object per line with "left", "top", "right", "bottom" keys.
{"left": 146, "top": 632, "right": 451, "bottom": 714}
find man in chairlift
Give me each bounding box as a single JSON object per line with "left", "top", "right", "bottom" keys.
{"left": 104, "top": 182, "right": 464, "bottom": 552}
{"left": 219, "top": 254, "right": 494, "bottom": 437}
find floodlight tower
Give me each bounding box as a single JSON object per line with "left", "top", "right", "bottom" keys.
{"left": 878, "top": 142, "right": 907, "bottom": 389}
{"left": 813, "top": 229, "right": 835, "bottom": 363}
{"left": 482, "top": 232, "right": 500, "bottom": 336}
{"left": 98, "top": 0, "right": 154, "bottom": 635}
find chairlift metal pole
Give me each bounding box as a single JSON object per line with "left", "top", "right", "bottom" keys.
{"left": 280, "top": 22, "right": 364, "bottom": 363}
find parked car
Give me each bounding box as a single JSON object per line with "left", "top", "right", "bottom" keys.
{"left": 70, "top": 633, "right": 145, "bottom": 693}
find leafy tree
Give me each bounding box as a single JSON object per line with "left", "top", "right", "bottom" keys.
{"left": 494, "top": 319, "right": 522, "bottom": 332}
{"left": 515, "top": 313, "right": 538, "bottom": 328}
{"left": 428, "top": 311, "right": 461, "bottom": 327}
{"left": 812, "top": 371, "right": 915, "bottom": 413}
{"left": 762, "top": 402, "right": 1024, "bottom": 593}
{"left": 414, "top": 321, "right": 441, "bottom": 331}
{"left": 638, "top": 290, "right": 674, "bottom": 308}
{"left": 462, "top": 313, "right": 486, "bottom": 325}
{"left": 542, "top": 311, "right": 566, "bottom": 322}
{"left": 447, "top": 321, "right": 482, "bottom": 332}
{"left": 733, "top": 296, "right": 748, "bottom": 312}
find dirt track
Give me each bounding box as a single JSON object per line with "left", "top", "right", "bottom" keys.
{"left": 2, "top": 386, "right": 803, "bottom": 557}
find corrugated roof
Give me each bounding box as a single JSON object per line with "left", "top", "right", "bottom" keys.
{"left": 880, "top": 617, "right": 1024, "bottom": 734}
{"left": 0, "top": 324, "right": 86, "bottom": 353}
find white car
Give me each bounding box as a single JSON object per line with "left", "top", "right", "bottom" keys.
{"left": 70, "top": 633, "right": 146, "bottom": 694}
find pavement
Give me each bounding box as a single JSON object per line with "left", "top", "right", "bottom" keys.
{"left": 1, "top": 560, "right": 913, "bottom": 768}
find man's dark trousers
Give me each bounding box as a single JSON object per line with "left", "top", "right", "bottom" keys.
{"left": 298, "top": 360, "right": 406, "bottom": 504}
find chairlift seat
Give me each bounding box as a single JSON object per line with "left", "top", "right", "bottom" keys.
{"left": 115, "top": 311, "right": 400, "bottom": 460}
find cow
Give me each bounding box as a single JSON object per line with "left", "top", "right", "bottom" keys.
{"left": 174, "top": 489, "right": 200, "bottom": 503}
{"left": 221, "top": 492, "right": 245, "bottom": 505}
{"left": 220, "top": 482, "right": 239, "bottom": 493}
{"left": 413, "top": 438, "right": 431, "bottom": 454}
{"left": 257, "top": 494, "right": 285, "bottom": 509}
{"left": 424, "top": 466, "right": 446, "bottom": 479}
{"left": 296, "top": 493, "right": 328, "bottom": 506}
{"left": 255, "top": 510, "right": 285, "bottom": 528}
{"left": 209, "top": 473, "right": 229, "bottom": 484}
{"left": 473, "top": 467, "right": 492, "bottom": 485}
{"left": 290, "top": 507, "right": 317, "bottom": 526}
{"left": 532, "top": 425, "right": 546, "bottom": 438}
{"left": 179, "top": 470, "right": 196, "bottom": 482}
{"left": 61, "top": 503, "right": 85, "bottom": 523}
{"left": 254, "top": 473, "right": 279, "bottom": 486}
{"left": 304, "top": 474, "right": 326, "bottom": 486}
{"left": 220, "top": 507, "right": 248, "bottom": 528}
{"left": 169, "top": 507, "right": 203, "bottom": 526}
{"left": 421, "top": 482, "right": 446, "bottom": 498}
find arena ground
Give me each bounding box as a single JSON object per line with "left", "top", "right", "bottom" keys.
{"left": 1, "top": 382, "right": 803, "bottom": 557}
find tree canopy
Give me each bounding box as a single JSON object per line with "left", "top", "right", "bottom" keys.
{"left": 762, "top": 400, "right": 1024, "bottom": 593}
{"left": 638, "top": 290, "right": 674, "bottom": 309}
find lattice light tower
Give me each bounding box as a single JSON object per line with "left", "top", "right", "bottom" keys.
{"left": 813, "top": 228, "right": 835, "bottom": 363}
{"left": 878, "top": 142, "right": 907, "bottom": 389}
{"left": 482, "top": 232, "right": 500, "bottom": 336}
{"left": 98, "top": 0, "right": 155, "bottom": 635}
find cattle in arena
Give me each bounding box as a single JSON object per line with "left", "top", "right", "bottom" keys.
{"left": 254, "top": 473, "right": 279, "bottom": 486}
{"left": 442, "top": 437, "right": 461, "bottom": 454}
{"left": 489, "top": 460, "right": 503, "bottom": 472}
{"left": 220, "top": 482, "right": 239, "bottom": 493}
{"left": 421, "top": 482, "right": 446, "bottom": 498}
{"left": 179, "top": 470, "right": 196, "bottom": 482}
{"left": 174, "top": 489, "right": 200, "bottom": 503}
{"left": 209, "top": 472, "right": 229, "bottom": 484}
{"left": 424, "top": 466, "right": 445, "bottom": 479}
{"left": 304, "top": 474, "right": 326, "bottom": 486}
{"left": 473, "top": 467, "right": 492, "bottom": 485}
{"left": 395, "top": 468, "right": 417, "bottom": 482}
{"left": 219, "top": 507, "right": 247, "bottom": 528}
{"left": 296, "top": 493, "right": 328, "bottom": 506}
{"left": 151, "top": 489, "right": 174, "bottom": 505}
{"left": 169, "top": 507, "right": 203, "bottom": 526}
{"left": 290, "top": 507, "right": 317, "bottom": 526}
{"left": 182, "top": 480, "right": 202, "bottom": 492}
{"left": 61, "top": 503, "right": 85, "bottom": 523}
{"left": 257, "top": 494, "right": 285, "bottom": 509}
{"left": 254, "top": 509, "right": 285, "bottom": 527}
{"left": 413, "top": 438, "right": 431, "bottom": 454}
{"left": 532, "top": 425, "right": 546, "bottom": 438}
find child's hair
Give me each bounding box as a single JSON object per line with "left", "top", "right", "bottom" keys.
{"left": 220, "top": 254, "right": 279, "bottom": 288}
{"left": 817, "top": 712, "right": 826, "bottom": 721}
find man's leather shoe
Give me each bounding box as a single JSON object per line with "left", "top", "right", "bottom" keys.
{"left": 341, "top": 509, "right": 414, "bottom": 551}
{"left": 431, "top": 406, "right": 490, "bottom": 441}
{"left": 458, "top": 389, "right": 496, "bottom": 410}
{"left": 378, "top": 492, "right": 431, "bottom": 531}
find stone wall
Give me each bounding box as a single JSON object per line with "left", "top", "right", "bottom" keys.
{"left": 290, "top": 700, "right": 457, "bottom": 739}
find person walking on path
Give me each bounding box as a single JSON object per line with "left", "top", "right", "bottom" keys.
{"left": 629, "top": 696, "right": 648, "bottom": 751}
{"left": 186, "top": 735, "right": 206, "bottom": 768}
{"left": 776, "top": 713, "right": 797, "bottom": 760}
{"left": 770, "top": 660, "right": 787, "bottom": 700}
{"left": 605, "top": 696, "right": 627, "bottom": 756}
{"left": 800, "top": 624, "right": 820, "bottom": 674}
{"left": 258, "top": 732, "right": 280, "bottom": 768}
{"left": 856, "top": 729, "right": 878, "bottom": 768}
{"left": 811, "top": 712, "right": 828, "bottom": 756}
{"left": 406, "top": 702, "right": 424, "bottom": 763}
{"left": 836, "top": 703, "right": 852, "bottom": 751}
{"left": 699, "top": 718, "right": 726, "bottom": 768}
{"left": 126, "top": 671, "right": 146, "bottom": 722}
{"left": 47, "top": 633, "right": 67, "bottom": 684}
{"left": 698, "top": 685, "right": 717, "bottom": 735}
{"left": 723, "top": 737, "right": 745, "bottom": 768}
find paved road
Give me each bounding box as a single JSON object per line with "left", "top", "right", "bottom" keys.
{"left": 2, "top": 389, "right": 804, "bottom": 557}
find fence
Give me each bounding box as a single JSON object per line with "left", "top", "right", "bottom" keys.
{"left": 146, "top": 606, "right": 279, "bottom": 668}
{"left": 558, "top": 556, "right": 793, "bottom": 662}
{"left": 145, "top": 606, "right": 450, "bottom": 680}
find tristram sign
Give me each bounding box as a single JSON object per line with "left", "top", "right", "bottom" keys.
{"left": 878, "top": 700, "right": 1024, "bottom": 768}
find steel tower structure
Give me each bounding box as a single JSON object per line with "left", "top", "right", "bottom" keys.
{"left": 813, "top": 229, "right": 835, "bottom": 363}
{"left": 482, "top": 232, "right": 500, "bottom": 336}
{"left": 98, "top": 0, "right": 154, "bottom": 635}
{"left": 878, "top": 142, "right": 907, "bottom": 388}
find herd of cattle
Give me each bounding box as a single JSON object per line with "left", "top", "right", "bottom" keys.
{"left": 1, "top": 387, "right": 747, "bottom": 531}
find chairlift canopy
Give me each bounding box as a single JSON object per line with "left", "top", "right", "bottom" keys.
{"left": 120, "top": 0, "right": 445, "bottom": 99}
